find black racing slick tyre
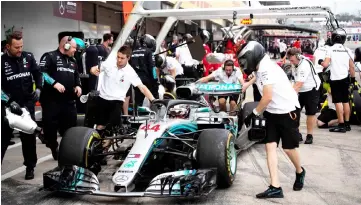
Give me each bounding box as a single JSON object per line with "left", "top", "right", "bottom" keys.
{"left": 197, "top": 129, "right": 237, "bottom": 188}
{"left": 58, "top": 127, "right": 101, "bottom": 169}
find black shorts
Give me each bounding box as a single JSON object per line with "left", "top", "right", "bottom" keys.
{"left": 298, "top": 88, "right": 319, "bottom": 115}
{"left": 95, "top": 97, "right": 123, "bottom": 126}
{"left": 330, "top": 77, "right": 350, "bottom": 103}
{"left": 219, "top": 95, "right": 239, "bottom": 102}
{"left": 126, "top": 87, "right": 132, "bottom": 97}
{"left": 263, "top": 110, "right": 300, "bottom": 149}
{"left": 280, "top": 51, "right": 286, "bottom": 59}
{"left": 317, "top": 108, "right": 337, "bottom": 124}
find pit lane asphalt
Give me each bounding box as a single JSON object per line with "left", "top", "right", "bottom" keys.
{"left": 2, "top": 74, "right": 361, "bottom": 205}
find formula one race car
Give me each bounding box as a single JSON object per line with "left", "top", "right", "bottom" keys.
{"left": 42, "top": 82, "right": 261, "bottom": 198}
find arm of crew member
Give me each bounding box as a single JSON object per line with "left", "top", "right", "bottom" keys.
{"left": 39, "top": 53, "right": 65, "bottom": 92}
{"left": 240, "top": 73, "right": 256, "bottom": 92}
{"left": 169, "top": 68, "right": 176, "bottom": 78}
{"left": 255, "top": 85, "right": 272, "bottom": 114}
{"left": 29, "top": 53, "right": 43, "bottom": 90}
{"left": 137, "top": 84, "right": 155, "bottom": 102}
{"left": 39, "top": 53, "right": 58, "bottom": 86}
{"left": 197, "top": 74, "right": 214, "bottom": 83}
{"left": 293, "top": 63, "right": 310, "bottom": 93}
{"left": 1, "top": 90, "right": 10, "bottom": 103}
{"left": 349, "top": 58, "right": 355, "bottom": 78}
{"left": 129, "top": 69, "right": 155, "bottom": 101}
{"left": 321, "top": 57, "right": 331, "bottom": 68}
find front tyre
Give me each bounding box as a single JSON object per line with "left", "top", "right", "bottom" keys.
{"left": 197, "top": 129, "right": 237, "bottom": 188}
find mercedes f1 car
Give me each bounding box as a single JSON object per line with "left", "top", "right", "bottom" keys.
{"left": 42, "top": 82, "right": 260, "bottom": 197}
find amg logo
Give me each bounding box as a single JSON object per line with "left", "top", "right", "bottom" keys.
{"left": 57, "top": 67, "right": 75, "bottom": 73}
{"left": 7, "top": 72, "right": 30, "bottom": 81}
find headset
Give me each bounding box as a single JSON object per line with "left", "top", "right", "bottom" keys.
{"left": 64, "top": 36, "right": 73, "bottom": 50}
{"left": 222, "top": 59, "right": 236, "bottom": 71}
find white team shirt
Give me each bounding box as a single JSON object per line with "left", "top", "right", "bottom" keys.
{"left": 98, "top": 62, "right": 142, "bottom": 101}
{"left": 175, "top": 44, "right": 194, "bottom": 66}
{"left": 210, "top": 67, "right": 243, "bottom": 84}
{"left": 163, "top": 56, "right": 184, "bottom": 76}
{"left": 294, "top": 57, "right": 321, "bottom": 92}
{"left": 325, "top": 43, "right": 353, "bottom": 80}
{"left": 255, "top": 55, "right": 300, "bottom": 114}
{"left": 279, "top": 42, "right": 287, "bottom": 53}
{"left": 313, "top": 45, "right": 329, "bottom": 73}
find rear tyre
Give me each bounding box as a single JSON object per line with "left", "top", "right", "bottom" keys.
{"left": 58, "top": 127, "right": 101, "bottom": 171}
{"left": 197, "top": 129, "right": 237, "bottom": 188}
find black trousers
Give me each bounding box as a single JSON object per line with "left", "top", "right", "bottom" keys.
{"left": 253, "top": 84, "right": 262, "bottom": 102}
{"left": 83, "top": 93, "right": 99, "bottom": 128}
{"left": 42, "top": 101, "right": 77, "bottom": 149}
{"left": 1, "top": 100, "right": 37, "bottom": 168}
{"left": 134, "top": 77, "right": 159, "bottom": 106}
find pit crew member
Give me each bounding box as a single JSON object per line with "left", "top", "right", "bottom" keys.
{"left": 1, "top": 31, "right": 42, "bottom": 180}
{"left": 197, "top": 59, "right": 246, "bottom": 114}
{"left": 238, "top": 41, "right": 305, "bottom": 198}
{"left": 288, "top": 48, "right": 321, "bottom": 144}
{"left": 155, "top": 54, "right": 184, "bottom": 91}
{"left": 91, "top": 46, "right": 155, "bottom": 138}
{"left": 319, "top": 29, "right": 355, "bottom": 132}
{"left": 39, "top": 36, "right": 84, "bottom": 160}
{"left": 317, "top": 84, "right": 338, "bottom": 128}
{"left": 130, "top": 34, "right": 159, "bottom": 107}
{"left": 313, "top": 38, "right": 332, "bottom": 110}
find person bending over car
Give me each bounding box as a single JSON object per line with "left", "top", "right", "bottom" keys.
{"left": 238, "top": 41, "right": 305, "bottom": 199}
{"left": 197, "top": 59, "right": 246, "bottom": 114}
{"left": 90, "top": 46, "right": 155, "bottom": 146}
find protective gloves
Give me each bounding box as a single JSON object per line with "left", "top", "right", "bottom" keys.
{"left": 244, "top": 108, "right": 260, "bottom": 127}
{"left": 8, "top": 101, "right": 23, "bottom": 116}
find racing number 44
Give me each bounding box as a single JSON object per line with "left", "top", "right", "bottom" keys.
{"left": 140, "top": 124, "right": 161, "bottom": 132}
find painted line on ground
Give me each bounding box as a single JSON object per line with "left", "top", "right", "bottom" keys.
{"left": 1, "top": 154, "right": 53, "bottom": 181}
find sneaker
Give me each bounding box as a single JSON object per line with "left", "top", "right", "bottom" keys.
{"left": 304, "top": 135, "right": 313, "bottom": 144}
{"left": 293, "top": 167, "right": 306, "bottom": 191}
{"left": 299, "top": 132, "right": 303, "bottom": 142}
{"left": 256, "top": 185, "right": 284, "bottom": 198}
{"left": 25, "top": 167, "right": 34, "bottom": 180}
{"left": 345, "top": 124, "right": 351, "bottom": 132}
{"left": 329, "top": 126, "right": 346, "bottom": 133}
